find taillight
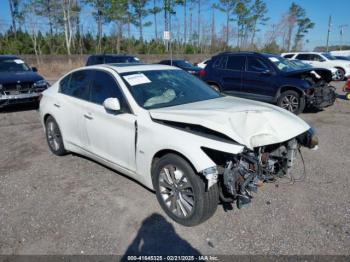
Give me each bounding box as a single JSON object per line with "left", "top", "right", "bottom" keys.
{"left": 199, "top": 69, "right": 206, "bottom": 78}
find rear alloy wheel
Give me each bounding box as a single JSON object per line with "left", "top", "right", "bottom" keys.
{"left": 153, "top": 153, "right": 219, "bottom": 226}
{"left": 334, "top": 68, "right": 345, "bottom": 81}
{"left": 277, "top": 90, "right": 305, "bottom": 114}
{"left": 45, "top": 116, "right": 67, "bottom": 156}
{"left": 346, "top": 93, "right": 350, "bottom": 100}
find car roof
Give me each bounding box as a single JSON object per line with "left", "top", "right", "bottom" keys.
{"left": 282, "top": 52, "right": 323, "bottom": 55}
{"left": 83, "top": 63, "right": 180, "bottom": 74}
{"left": 160, "top": 59, "right": 186, "bottom": 62}
{"left": 0, "top": 55, "right": 19, "bottom": 60}
{"left": 89, "top": 54, "right": 136, "bottom": 58}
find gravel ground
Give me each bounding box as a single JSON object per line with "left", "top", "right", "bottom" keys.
{"left": 0, "top": 81, "right": 349, "bottom": 256}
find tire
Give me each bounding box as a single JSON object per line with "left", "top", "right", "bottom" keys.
{"left": 277, "top": 90, "right": 305, "bottom": 115}
{"left": 153, "top": 153, "right": 219, "bottom": 226}
{"left": 45, "top": 116, "right": 67, "bottom": 156}
{"left": 334, "top": 68, "right": 345, "bottom": 81}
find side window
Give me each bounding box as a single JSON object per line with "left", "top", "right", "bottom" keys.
{"left": 226, "top": 56, "right": 245, "bottom": 71}
{"left": 64, "top": 70, "right": 91, "bottom": 100}
{"left": 296, "top": 54, "right": 310, "bottom": 60}
{"left": 283, "top": 54, "right": 294, "bottom": 59}
{"left": 212, "top": 56, "right": 228, "bottom": 69}
{"left": 59, "top": 74, "right": 71, "bottom": 94}
{"left": 90, "top": 71, "right": 129, "bottom": 112}
{"left": 247, "top": 57, "right": 269, "bottom": 72}
{"left": 311, "top": 55, "right": 324, "bottom": 61}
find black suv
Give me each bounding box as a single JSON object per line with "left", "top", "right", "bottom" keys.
{"left": 201, "top": 52, "right": 336, "bottom": 114}
{"left": 86, "top": 54, "right": 141, "bottom": 66}
{"left": 0, "top": 55, "right": 48, "bottom": 108}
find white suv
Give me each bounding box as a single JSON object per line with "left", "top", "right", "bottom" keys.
{"left": 281, "top": 52, "right": 350, "bottom": 81}
{"left": 39, "top": 64, "right": 318, "bottom": 226}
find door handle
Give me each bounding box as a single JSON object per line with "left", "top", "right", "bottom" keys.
{"left": 54, "top": 103, "right": 61, "bottom": 108}
{"left": 84, "top": 113, "right": 93, "bottom": 120}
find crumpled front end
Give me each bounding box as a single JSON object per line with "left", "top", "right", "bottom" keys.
{"left": 201, "top": 128, "right": 318, "bottom": 208}
{"left": 305, "top": 84, "right": 336, "bottom": 110}
{"left": 0, "top": 81, "right": 48, "bottom": 107}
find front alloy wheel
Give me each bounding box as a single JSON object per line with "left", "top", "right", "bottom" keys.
{"left": 153, "top": 153, "right": 219, "bottom": 226}
{"left": 159, "top": 165, "right": 195, "bottom": 218}
{"left": 281, "top": 94, "right": 299, "bottom": 112}
{"left": 277, "top": 90, "right": 304, "bottom": 114}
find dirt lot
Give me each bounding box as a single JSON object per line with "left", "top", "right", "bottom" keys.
{"left": 0, "top": 81, "right": 349, "bottom": 256}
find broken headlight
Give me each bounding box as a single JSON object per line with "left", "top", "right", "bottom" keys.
{"left": 296, "top": 128, "right": 319, "bottom": 149}
{"left": 201, "top": 166, "right": 219, "bottom": 188}
{"left": 34, "top": 80, "right": 48, "bottom": 87}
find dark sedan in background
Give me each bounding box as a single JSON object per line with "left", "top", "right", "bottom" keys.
{"left": 0, "top": 55, "right": 49, "bottom": 108}
{"left": 158, "top": 59, "right": 202, "bottom": 76}
{"left": 86, "top": 54, "right": 141, "bottom": 66}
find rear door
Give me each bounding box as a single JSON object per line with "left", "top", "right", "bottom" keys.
{"left": 83, "top": 69, "right": 137, "bottom": 172}
{"left": 55, "top": 70, "right": 92, "bottom": 148}
{"left": 214, "top": 55, "right": 245, "bottom": 94}
{"left": 241, "top": 55, "right": 277, "bottom": 101}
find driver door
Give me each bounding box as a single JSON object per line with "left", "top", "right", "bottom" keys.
{"left": 83, "top": 70, "right": 136, "bottom": 172}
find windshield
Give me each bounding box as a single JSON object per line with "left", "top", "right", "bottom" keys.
{"left": 175, "top": 60, "right": 197, "bottom": 69}
{"left": 121, "top": 69, "right": 221, "bottom": 109}
{"left": 289, "top": 60, "right": 313, "bottom": 69}
{"left": 322, "top": 53, "right": 336, "bottom": 60}
{"left": 267, "top": 55, "right": 300, "bottom": 72}
{"left": 0, "top": 59, "right": 31, "bottom": 72}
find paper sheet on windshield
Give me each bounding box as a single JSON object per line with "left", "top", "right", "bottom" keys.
{"left": 123, "top": 73, "right": 151, "bottom": 86}
{"left": 14, "top": 59, "right": 24, "bottom": 64}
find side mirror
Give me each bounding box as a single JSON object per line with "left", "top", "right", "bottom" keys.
{"left": 103, "top": 97, "right": 121, "bottom": 112}
{"left": 32, "top": 67, "right": 38, "bottom": 72}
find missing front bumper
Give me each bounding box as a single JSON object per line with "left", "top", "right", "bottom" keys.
{"left": 307, "top": 85, "right": 336, "bottom": 109}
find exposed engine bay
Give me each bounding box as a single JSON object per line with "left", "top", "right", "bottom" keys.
{"left": 202, "top": 129, "right": 318, "bottom": 208}
{"left": 154, "top": 117, "right": 318, "bottom": 209}
{"left": 288, "top": 68, "right": 336, "bottom": 109}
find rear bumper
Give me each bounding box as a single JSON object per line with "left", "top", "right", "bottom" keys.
{"left": 306, "top": 85, "right": 336, "bottom": 109}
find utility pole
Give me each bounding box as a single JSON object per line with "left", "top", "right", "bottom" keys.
{"left": 326, "top": 15, "right": 332, "bottom": 52}
{"left": 339, "top": 24, "right": 348, "bottom": 51}
{"left": 164, "top": 0, "right": 169, "bottom": 52}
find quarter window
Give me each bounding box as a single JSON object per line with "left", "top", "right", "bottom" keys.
{"left": 59, "top": 74, "right": 71, "bottom": 94}
{"left": 226, "top": 56, "right": 245, "bottom": 71}
{"left": 212, "top": 56, "right": 228, "bottom": 69}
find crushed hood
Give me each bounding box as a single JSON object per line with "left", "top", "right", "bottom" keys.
{"left": 283, "top": 68, "right": 333, "bottom": 83}
{"left": 150, "top": 96, "right": 310, "bottom": 149}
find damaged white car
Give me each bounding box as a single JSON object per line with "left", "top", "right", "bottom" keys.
{"left": 39, "top": 64, "right": 318, "bottom": 226}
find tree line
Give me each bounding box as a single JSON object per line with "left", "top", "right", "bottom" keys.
{"left": 1, "top": 0, "right": 315, "bottom": 56}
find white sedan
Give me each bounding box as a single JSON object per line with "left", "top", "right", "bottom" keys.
{"left": 39, "top": 64, "right": 318, "bottom": 226}
{"left": 281, "top": 52, "right": 350, "bottom": 81}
